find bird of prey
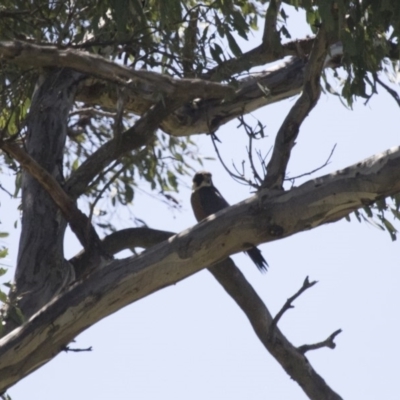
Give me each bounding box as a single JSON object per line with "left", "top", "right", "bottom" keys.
{"left": 190, "top": 171, "right": 268, "bottom": 273}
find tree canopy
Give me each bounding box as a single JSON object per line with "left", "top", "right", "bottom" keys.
{"left": 0, "top": 1, "right": 399, "bottom": 399}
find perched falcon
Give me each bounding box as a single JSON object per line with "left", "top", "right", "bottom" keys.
{"left": 191, "top": 171, "right": 268, "bottom": 273}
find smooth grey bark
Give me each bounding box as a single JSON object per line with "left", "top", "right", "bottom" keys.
{"left": 8, "top": 69, "right": 82, "bottom": 327}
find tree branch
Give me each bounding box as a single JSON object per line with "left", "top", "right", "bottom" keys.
{"left": 209, "top": 261, "right": 342, "bottom": 400}
{"left": 298, "top": 329, "right": 342, "bottom": 354}
{"left": 0, "top": 40, "right": 233, "bottom": 101}
{"left": 263, "top": 26, "right": 329, "bottom": 189}
{"left": 70, "top": 227, "right": 174, "bottom": 272}
{"left": 271, "top": 276, "right": 317, "bottom": 330}
{"left": 262, "top": 0, "right": 282, "bottom": 54}
{"left": 182, "top": 8, "right": 198, "bottom": 78}
{"left": 172, "top": 56, "right": 306, "bottom": 136}
{"left": 1, "top": 146, "right": 400, "bottom": 392}
{"left": 203, "top": 35, "right": 314, "bottom": 82}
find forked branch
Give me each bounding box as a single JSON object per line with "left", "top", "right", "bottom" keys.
{"left": 271, "top": 276, "right": 318, "bottom": 330}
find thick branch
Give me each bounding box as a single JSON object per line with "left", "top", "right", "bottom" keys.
{"left": 165, "top": 57, "right": 307, "bottom": 136}
{"left": 204, "top": 36, "right": 314, "bottom": 82}
{"left": 70, "top": 228, "right": 174, "bottom": 272}
{"left": 263, "top": 26, "right": 329, "bottom": 189}
{"left": 0, "top": 38, "right": 325, "bottom": 138}
{"left": 1, "top": 146, "right": 400, "bottom": 392}
{"left": 0, "top": 41, "right": 233, "bottom": 101}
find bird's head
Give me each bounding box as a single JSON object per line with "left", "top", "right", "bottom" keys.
{"left": 192, "top": 171, "right": 213, "bottom": 191}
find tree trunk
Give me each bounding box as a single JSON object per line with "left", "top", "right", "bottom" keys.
{"left": 6, "top": 69, "right": 82, "bottom": 329}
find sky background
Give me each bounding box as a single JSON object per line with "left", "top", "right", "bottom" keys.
{"left": 1, "top": 5, "right": 400, "bottom": 400}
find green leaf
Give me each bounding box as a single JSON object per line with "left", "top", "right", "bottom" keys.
{"left": 380, "top": 217, "right": 397, "bottom": 241}
{"left": 167, "top": 171, "right": 178, "bottom": 191}
{"left": 125, "top": 184, "right": 134, "bottom": 203}
{"left": 226, "top": 30, "right": 242, "bottom": 57}
{"left": 0, "top": 248, "right": 8, "bottom": 258}
{"left": 72, "top": 158, "right": 79, "bottom": 171}
{"left": 14, "top": 172, "right": 22, "bottom": 198}
{"left": 10, "top": 306, "right": 25, "bottom": 325}
{"left": 210, "top": 44, "right": 224, "bottom": 63}
{"left": 391, "top": 208, "right": 400, "bottom": 220}
{"left": 0, "top": 290, "right": 7, "bottom": 303}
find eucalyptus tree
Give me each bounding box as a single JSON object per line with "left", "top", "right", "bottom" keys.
{"left": 0, "top": 1, "right": 399, "bottom": 399}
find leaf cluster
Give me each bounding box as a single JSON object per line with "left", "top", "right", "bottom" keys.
{"left": 289, "top": 0, "right": 400, "bottom": 105}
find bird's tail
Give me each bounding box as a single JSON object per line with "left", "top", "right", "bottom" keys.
{"left": 245, "top": 247, "right": 268, "bottom": 273}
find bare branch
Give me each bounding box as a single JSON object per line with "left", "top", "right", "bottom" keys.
{"left": 271, "top": 277, "right": 318, "bottom": 330}
{"left": 373, "top": 73, "right": 400, "bottom": 107}
{"left": 263, "top": 26, "right": 329, "bottom": 189}
{"left": 210, "top": 133, "right": 256, "bottom": 188}
{"left": 62, "top": 345, "right": 93, "bottom": 353}
{"left": 209, "top": 261, "right": 342, "bottom": 400}
{"left": 0, "top": 184, "right": 13, "bottom": 198}
{"left": 286, "top": 144, "right": 337, "bottom": 183}
{"left": 298, "top": 329, "right": 343, "bottom": 354}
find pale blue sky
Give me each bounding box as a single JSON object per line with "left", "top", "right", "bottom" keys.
{"left": 1, "top": 5, "right": 400, "bottom": 400}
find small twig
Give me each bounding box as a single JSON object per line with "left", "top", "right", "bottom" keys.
{"left": 210, "top": 133, "right": 255, "bottom": 187}
{"left": 256, "top": 147, "right": 271, "bottom": 177}
{"left": 88, "top": 163, "right": 126, "bottom": 222}
{"left": 298, "top": 329, "right": 342, "bottom": 354}
{"left": 237, "top": 115, "right": 265, "bottom": 186}
{"left": 62, "top": 345, "right": 93, "bottom": 353}
{"left": 271, "top": 276, "right": 318, "bottom": 330}
{"left": 0, "top": 184, "right": 13, "bottom": 198}
{"left": 286, "top": 144, "right": 337, "bottom": 183}
{"left": 374, "top": 73, "right": 400, "bottom": 107}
